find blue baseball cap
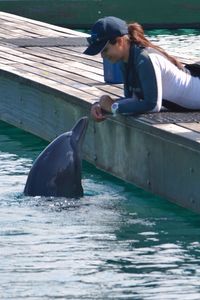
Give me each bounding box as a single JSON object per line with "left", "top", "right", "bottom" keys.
{"left": 83, "top": 16, "right": 128, "bottom": 56}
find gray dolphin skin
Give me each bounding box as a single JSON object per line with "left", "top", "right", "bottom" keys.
{"left": 24, "top": 117, "right": 89, "bottom": 198}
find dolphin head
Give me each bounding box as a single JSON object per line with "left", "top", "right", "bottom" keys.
{"left": 71, "top": 116, "right": 89, "bottom": 151}
{"left": 24, "top": 117, "right": 89, "bottom": 198}
{"left": 65, "top": 116, "right": 89, "bottom": 197}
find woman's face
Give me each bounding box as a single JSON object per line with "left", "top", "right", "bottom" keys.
{"left": 101, "top": 37, "right": 129, "bottom": 63}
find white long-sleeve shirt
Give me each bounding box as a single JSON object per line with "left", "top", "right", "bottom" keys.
{"left": 116, "top": 45, "right": 200, "bottom": 115}
{"left": 149, "top": 49, "right": 200, "bottom": 110}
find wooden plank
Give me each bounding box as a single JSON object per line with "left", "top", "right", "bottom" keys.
{"left": 0, "top": 64, "right": 96, "bottom": 102}
{"left": 19, "top": 47, "right": 103, "bottom": 68}
{"left": 0, "top": 59, "right": 101, "bottom": 88}
{"left": 46, "top": 47, "right": 103, "bottom": 63}
{"left": 1, "top": 36, "right": 88, "bottom": 47}
{"left": 153, "top": 123, "right": 200, "bottom": 143}
{"left": 0, "top": 45, "right": 102, "bottom": 73}
{"left": 177, "top": 123, "right": 200, "bottom": 133}
{"left": 0, "top": 46, "right": 105, "bottom": 82}
{"left": 0, "top": 12, "right": 88, "bottom": 36}
{"left": 0, "top": 23, "right": 40, "bottom": 38}
{"left": 9, "top": 62, "right": 108, "bottom": 98}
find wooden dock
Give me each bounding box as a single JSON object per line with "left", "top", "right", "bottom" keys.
{"left": 0, "top": 12, "right": 200, "bottom": 213}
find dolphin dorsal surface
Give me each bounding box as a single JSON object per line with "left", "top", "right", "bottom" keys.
{"left": 24, "top": 117, "right": 88, "bottom": 198}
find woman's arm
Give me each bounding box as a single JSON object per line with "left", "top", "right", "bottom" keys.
{"left": 116, "top": 51, "right": 162, "bottom": 115}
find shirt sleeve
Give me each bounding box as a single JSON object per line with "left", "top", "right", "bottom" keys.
{"left": 117, "top": 51, "right": 162, "bottom": 115}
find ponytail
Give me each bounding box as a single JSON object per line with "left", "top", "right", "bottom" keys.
{"left": 128, "top": 22, "right": 184, "bottom": 70}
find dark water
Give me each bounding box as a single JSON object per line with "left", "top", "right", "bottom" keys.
{"left": 1, "top": 31, "right": 200, "bottom": 299}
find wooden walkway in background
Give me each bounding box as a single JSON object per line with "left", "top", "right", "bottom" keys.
{"left": 0, "top": 12, "right": 200, "bottom": 213}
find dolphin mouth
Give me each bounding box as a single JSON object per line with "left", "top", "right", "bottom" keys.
{"left": 72, "top": 116, "right": 89, "bottom": 147}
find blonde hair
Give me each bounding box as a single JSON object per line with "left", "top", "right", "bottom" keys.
{"left": 128, "top": 22, "right": 183, "bottom": 70}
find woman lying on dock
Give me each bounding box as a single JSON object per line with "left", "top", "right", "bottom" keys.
{"left": 83, "top": 16, "right": 200, "bottom": 122}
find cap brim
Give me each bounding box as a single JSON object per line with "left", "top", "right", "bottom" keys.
{"left": 83, "top": 40, "right": 107, "bottom": 56}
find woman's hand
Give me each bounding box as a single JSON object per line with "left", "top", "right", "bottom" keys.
{"left": 91, "top": 95, "right": 115, "bottom": 122}
{"left": 99, "top": 95, "right": 115, "bottom": 113}
{"left": 91, "top": 102, "right": 106, "bottom": 122}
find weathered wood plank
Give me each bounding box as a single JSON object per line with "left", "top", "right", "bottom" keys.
{"left": 0, "top": 47, "right": 105, "bottom": 83}
{"left": 0, "top": 11, "right": 88, "bottom": 37}
{"left": 19, "top": 47, "right": 103, "bottom": 68}
{"left": 0, "top": 64, "right": 96, "bottom": 102}
{"left": 153, "top": 123, "right": 200, "bottom": 144}
{"left": 47, "top": 46, "right": 103, "bottom": 63}
{"left": 177, "top": 123, "right": 200, "bottom": 133}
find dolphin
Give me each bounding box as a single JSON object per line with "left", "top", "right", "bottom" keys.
{"left": 24, "top": 116, "right": 88, "bottom": 198}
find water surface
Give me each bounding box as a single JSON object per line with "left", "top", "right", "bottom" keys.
{"left": 148, "top": 28, "right": 200, "bottom": 59}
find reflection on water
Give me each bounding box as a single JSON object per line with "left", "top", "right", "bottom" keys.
{"left": 1, "top": 30, "right": 200, "bottom": 299}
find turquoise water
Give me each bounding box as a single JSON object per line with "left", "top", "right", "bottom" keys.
{"left": 148, "top": 28, "right": 200, "bottom": 59}
{"left": 1, "top": 32, "right": 200, "bottom": 299}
